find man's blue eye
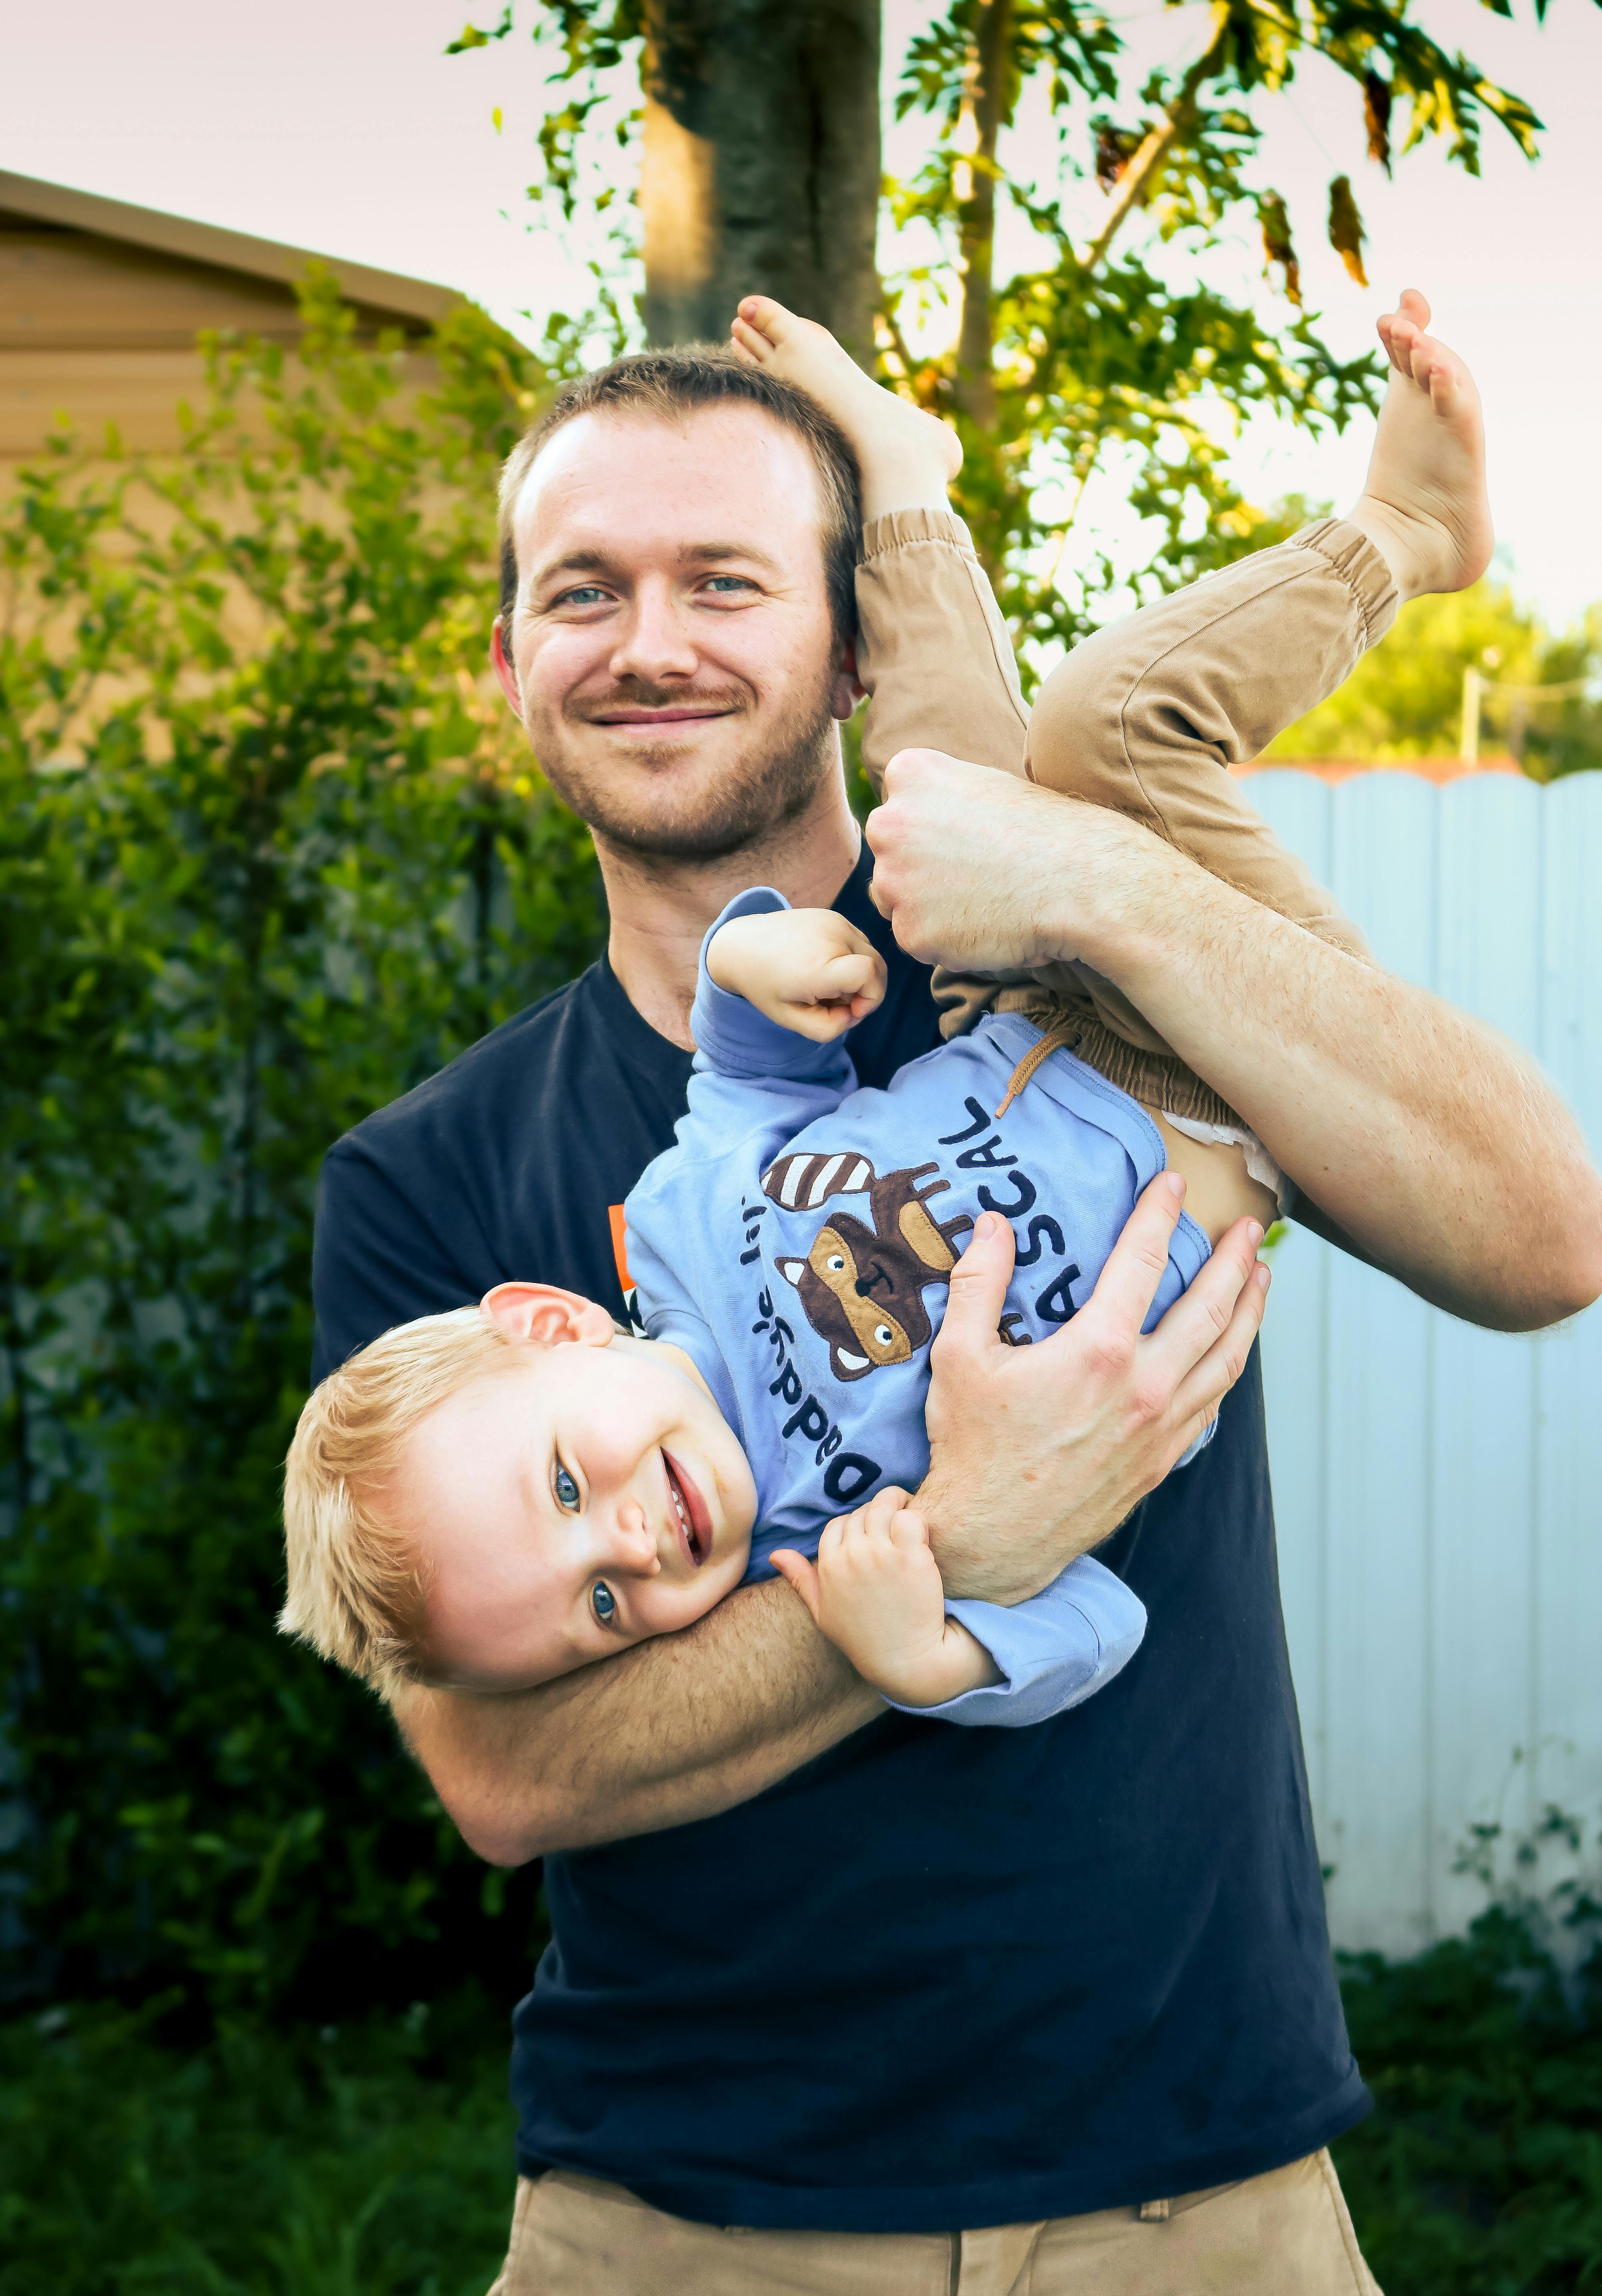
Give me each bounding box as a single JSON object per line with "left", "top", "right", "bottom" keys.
{"left": 559, "top": 585, "right": 607, "bottom": 606}
{"left": 592, "top": 1582, "right": 616, "bottom": 1625}
{"left": 554, "top": 1463, "right": 580, "bottom": 1511}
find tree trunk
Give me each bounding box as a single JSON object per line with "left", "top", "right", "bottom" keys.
{"left": 953, "top": 0, "right": 1012, "bottom": 427}
{"left": 642, "top": 0, "right": 882, "bottom": 366}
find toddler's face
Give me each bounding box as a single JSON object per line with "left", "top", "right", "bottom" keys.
{"left": 393, "top": 1328, "right": 756, "bottom": 1691}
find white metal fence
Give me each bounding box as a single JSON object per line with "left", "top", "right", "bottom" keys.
{"left": 1248, "top": 767, "right": 1602, "bottom": 1957}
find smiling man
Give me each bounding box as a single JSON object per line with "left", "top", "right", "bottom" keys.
{"left": 310, "top": 347, "right": 1599, "bottom": 2295}
{"left": 482, "top": 370, "right": 873, "bottom": 1041}
{"left": 499, "top": 491, "right": 854, "bottom": 862}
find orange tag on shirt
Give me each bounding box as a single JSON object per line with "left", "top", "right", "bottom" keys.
{"left": 608, "top": 1204, "right": 635, "bottom": 1294}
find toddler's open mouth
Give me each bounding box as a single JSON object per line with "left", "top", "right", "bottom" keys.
{"left": 662, "top": 1450, "right": 709, "bottom": 1566}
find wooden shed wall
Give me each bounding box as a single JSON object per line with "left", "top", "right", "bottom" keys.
{"left": 0, "top": 215, "right": 427, "bottom": 455}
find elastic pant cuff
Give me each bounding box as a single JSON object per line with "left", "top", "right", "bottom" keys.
{"left": 859, "top": 504, "right": 979, "bottom": 565}
{"left": 1290, "top": 518, "right": 1400, "bottom": 651}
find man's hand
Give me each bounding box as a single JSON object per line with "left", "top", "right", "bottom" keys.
{"left": 707, "top": 907, "right": 886, "bottom": 1042}
{"left": 866, "top": 747, "right": 1104, "bottom": 974}
{"left": 771, "top": 1488, "right": 999, "bottom": 1709}
{"left": 919, "top": 1184, "right": 1271, "bottom": 1604}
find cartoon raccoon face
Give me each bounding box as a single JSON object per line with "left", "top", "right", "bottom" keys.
{"left": 778, "top": 1218, "right": 918, "bottom": 1379}
{"left": 768, "top": 1157, "right": 972, "bottom": 1384}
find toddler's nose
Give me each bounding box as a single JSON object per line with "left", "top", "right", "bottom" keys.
{"left": 609, "top": 1499, "right": 662, "bottom": 1577}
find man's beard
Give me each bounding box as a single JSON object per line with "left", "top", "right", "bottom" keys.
{"left": 531, "top": 669, "right": 840, "bottom": 864}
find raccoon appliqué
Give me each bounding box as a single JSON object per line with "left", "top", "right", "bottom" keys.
{"left": 761, "top": 1152, "right": 973, "bottom": 1384}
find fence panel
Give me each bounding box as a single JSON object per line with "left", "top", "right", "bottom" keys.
{"left": 1248, "top": 767, "right": 1602, "bottom": 1955}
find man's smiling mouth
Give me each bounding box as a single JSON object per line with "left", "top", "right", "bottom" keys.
{"left": 592, "top": 706, "right": 737, "bottom": 726}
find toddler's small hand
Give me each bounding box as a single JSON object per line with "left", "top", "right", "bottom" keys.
{"left": 707, "top": 908, "right": 887, "bottom": 1042}
{"left": 771, "top": 1487, "right": 998, "bottom": 1708}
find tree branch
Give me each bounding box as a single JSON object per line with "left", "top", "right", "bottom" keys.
{"left": 954, "top": 0, "right": 1014, "bottom": 426}
{"left": 1080, "top": 4, "right": 1229, "bottom": 276}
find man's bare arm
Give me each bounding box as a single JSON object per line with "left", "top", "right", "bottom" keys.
{"left": 395, "top": 1581, "right": 880, "bottom": 1868}
{"left": 866, "top": 754, "right": 1602, "bottom": 1332}
{"left": 397, "top": 1178, "right": 1266, "bottom": 1865}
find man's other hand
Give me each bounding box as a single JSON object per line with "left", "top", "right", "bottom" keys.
{"left": 919, "top": 1180, "right": 1270, "bottom": 1604}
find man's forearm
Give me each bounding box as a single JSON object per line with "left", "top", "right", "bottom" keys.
{"left": 867, "top": 757, "right": 1601, "bottom": 1329}
{"left": 1079, "top": 828, "right": 1602, "bottom": 1330}
{"left": 396, "top": 1580, "right": 881, "bottom": 1868}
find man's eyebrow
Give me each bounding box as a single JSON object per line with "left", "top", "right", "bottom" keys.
{"left": 677, "top": 541, "right": 783, "bottom": 573}
{"left": 529, "top": 547, "right": 612, "bottom": 588}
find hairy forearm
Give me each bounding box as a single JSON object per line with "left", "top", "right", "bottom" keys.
{"left": 395, "top": 1581, "right": 882, "bottom": 1868}
{"left": 1079, "top": 832, "right": 1602, "bottom": 1329}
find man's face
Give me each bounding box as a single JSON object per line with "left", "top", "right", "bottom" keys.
{"left": 500, "top": 406, "right": 851, "bottom": 860}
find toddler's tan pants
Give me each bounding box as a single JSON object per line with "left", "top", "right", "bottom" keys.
{"left": 854, "top": 512, "right": 1399, "bottom": 1128}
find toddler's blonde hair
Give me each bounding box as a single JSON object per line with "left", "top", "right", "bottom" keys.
{"left": 280, "top": 1305, "right": 522, "bottom": 1696}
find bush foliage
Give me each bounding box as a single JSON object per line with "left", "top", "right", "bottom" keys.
{"left": 0, "top": 277, "right": 605, "bottom": 2014}
{"left": 1336, "top": 1903, "right": 1602, "bottom": 2290}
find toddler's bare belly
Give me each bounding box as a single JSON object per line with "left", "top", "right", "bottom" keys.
{"left": 1147, "top": 1108, "right": 1279, "bottom": 1247}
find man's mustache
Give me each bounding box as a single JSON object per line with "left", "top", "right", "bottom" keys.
{"left": 569, "top": 683, "right": 749, "bottom": 721}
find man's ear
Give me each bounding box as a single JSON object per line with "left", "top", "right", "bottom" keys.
{"left": 831, "top": 638, "right": 865, "bottom": 724}
{"left": 481, "top": 1282, "right": 615, "bottom": 1347}
{"left": 491, "top": 618, "right": 523, "bottom": 717}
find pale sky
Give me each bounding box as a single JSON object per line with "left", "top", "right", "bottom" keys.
{"left": 5, "top": 0, "right": 1598, "bottom": 626}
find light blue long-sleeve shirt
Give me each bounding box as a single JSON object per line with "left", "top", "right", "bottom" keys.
{"left": 623, "top": 889, "right": 1214, "bottom": 1725}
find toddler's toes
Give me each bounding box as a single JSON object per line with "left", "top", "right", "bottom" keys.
{"left": 736, "top": 294, "right": 795, "bottom": 348}
{"left": 1377, "top": 313, "right": 1417, "bottom": 378}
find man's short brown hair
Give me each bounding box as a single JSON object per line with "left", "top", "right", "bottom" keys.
{"left": 496, "top": 346, "right": 863, "bottom": 652}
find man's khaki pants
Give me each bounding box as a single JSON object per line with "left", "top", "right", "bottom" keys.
{"left": 488, "top": 2149, "right": 1382, "bottom": 2294}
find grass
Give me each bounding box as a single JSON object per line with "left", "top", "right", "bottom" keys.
{"left": 3, "top": 1912, "right": 1600, "bottom": 2295}
{"left": 0, "top": 1992, "right": 516, "bottom": 2296}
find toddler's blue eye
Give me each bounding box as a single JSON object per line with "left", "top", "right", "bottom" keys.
{"left": 591, "top": 1581, "right": 616, "bottom": 1626}
{"left": 554, "top": 1463, "right": 580, "bottom": 1512}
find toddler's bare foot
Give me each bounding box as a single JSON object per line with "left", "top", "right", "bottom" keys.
{"left": 1347, "top": 288, "right": 1493, "bottom": 602}
{"left": 730, "top": 294, "right": 961, "bottom": 524}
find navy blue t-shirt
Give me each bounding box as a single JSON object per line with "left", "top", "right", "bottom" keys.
{"left": 311, "top": 843, "right": 1368, "bottom": 2232}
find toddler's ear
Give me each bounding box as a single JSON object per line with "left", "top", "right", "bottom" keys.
{"left": 481, "top": 1282, "right": 616, "bottom": 1347}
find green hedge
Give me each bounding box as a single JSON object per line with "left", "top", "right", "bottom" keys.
{"left": 0, "top": 279, "right": 606, "bottom": 2014}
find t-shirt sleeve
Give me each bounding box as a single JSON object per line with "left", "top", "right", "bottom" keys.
{"left": 310, "top": 1134, "right": 477, "bottom": 1385}
{"left": 884, "top": 1556, "right": 1147, "bottom": 1728}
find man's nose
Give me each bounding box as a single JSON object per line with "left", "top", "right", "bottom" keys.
{"left": 608, "top": 581, "right": 698, "bottom": 685}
